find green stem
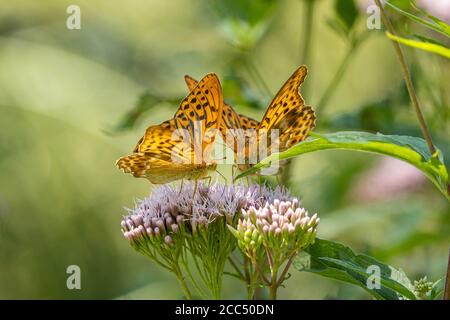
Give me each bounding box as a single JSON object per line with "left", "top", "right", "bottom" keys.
{"left": 444, "top": 248, "right": 450, "bottom": 300}
{"left": 276, "top": 252, "right": 297, "bottom": 287}
{"left": 243, "top": 256, "right": 256, "bottom": 300}
{"left": 246, "top": 60, "right": 273, "bottom": 98}
{"left": 173, "top": 263, "right": 192, "bottom": 300}
{"left": 180, "top": 256, "right": 209, "bottom": 299}
{"left": 315, "top": 43, "right": 356, "bottom": 114}
{"left": 228, "top": 256, "right": 245, "bottom": 280}
{"left": 299, "top": 0, "right": 315, "bottom": 82}
{"left": 374, "top": 0, "right": 436, "bottom": 155}
{"left": 269, "top": 265, "right": 279, "bottom": 300}
{"left": 281, "top": 0, "right": 316, "bottom": 187}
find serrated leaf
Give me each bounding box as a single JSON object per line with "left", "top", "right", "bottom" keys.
{"left": 234, "top": 131, "right": 450, "bottom": 201}
{"left": 294, "top": 238, "right": 417, "bottom": 300}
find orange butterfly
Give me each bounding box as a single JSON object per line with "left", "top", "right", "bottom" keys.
{"left": 116, "top": 73, "right": 223, "bottom": 184}
{"left": 184, "top": 66, "right": 316, "bottom": 173}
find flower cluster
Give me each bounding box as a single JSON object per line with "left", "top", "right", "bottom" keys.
{"left": 229, "top": 198, "right": 319, "bottom": 299}
{"left": 121, "top": 182, "right": 291, "bottom": 246}
{"left": 119, "top": 181, "right": 293, "bottom": 299}
{"left": 232, "top": 198, "right": 319, "bottom": 258}
{"left": 413, "top": 277, "right": 434, "bottom": 300}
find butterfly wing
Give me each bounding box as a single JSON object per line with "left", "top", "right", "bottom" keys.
{"left": 184, "top": 75, "right": 258, "bottom": 131}
{"left": 117, "top": 73, "right": 223, "bottom": 183}
{"left": 277, "top": 105, "right": 316, "bottom": 151}
{"left": 116, "top": 153, "right": 202, "bottom": 184}
{"left": 117, "top": 122, "right": 205, "bottom": 183}
{"left": 173, "top": 73, "right": 223, "bottom": 164}
{"left": 258, "top": 66, "right": 310, "bottom": 131}
{"left": 184, "top": 75, "right": 259, "bottom": 162}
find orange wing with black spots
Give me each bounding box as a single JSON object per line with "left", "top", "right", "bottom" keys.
{"left": 183, "top": 68, "right": 316, "bottom": 173}
{"left": 258, "top": 66, "right": 309, "bottom": 130}
{"left": 175, "top": 74, "right": 223, "bottom": 161}
{"left": 184, "top": 74, "right": 259, "bottom": 155}
{"left": 277, "top": 106, "right": 316, "bottom": 149}
{"left": 116, "top": 73, "right": 223, "bottom": 183}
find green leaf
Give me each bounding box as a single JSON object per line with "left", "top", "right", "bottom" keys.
{"left": 212, "top": 0, "right": 278, "bottom": 49}
{"left": 411, "top": 1, "right": 450, "bottom": 37}
{"left": 430, "top": 279, "right": 445, "bottom": 300}
{"left": 412, "top": 34, "right": 448, "bottom": 47}
{"left": 294, "top": 238, "right": 417, "bottom": 300}
{"left": 234, "top": 131, "right": 450, "bottom": 201}
{"left": 108, "top": 92, "right": 179, "bottom": 134}
{"left": 334, "top": 0, "right": 359, "bottom": 32}
{"left": 386, "top": 32, "right": 450, "bottom": 59}
{"left": 385, "top": 1, "right": 450, "bottom": 38}
{"left": 326, "top": 17, "right": 350, "bottom": 40}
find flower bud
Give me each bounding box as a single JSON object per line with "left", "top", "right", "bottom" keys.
{"left": 126, "top": 219, "right": 134, "bottom": 229}
{"left": 164, "top": 235, "right": 173, "bottom": 245}
{"left": 156, "top": 219, "right": 166, "bottom": 232}
{"left": 176, "top": 215, "right": 184, "bottom": 225}
{"left": 131, "top": 214, "right": 143, "bottom": 227}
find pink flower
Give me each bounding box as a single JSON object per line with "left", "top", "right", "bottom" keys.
{"left": 418, "top": 0, "right": 450, "bottom": 23}
{"left": 350, "top": 157, "right": 426, "bottom": 202}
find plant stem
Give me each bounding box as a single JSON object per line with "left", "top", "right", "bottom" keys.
{"left": 374, "top": 0, "right": 436, "bottom": 155}
{"left": 444, "top": 248, "right": 450, "bottom": 300}
{"left": 269, "top": 282, "right": 278, "bottom": 300}
{"left": 173, "top": 264, "right": 192, "bottom": 300}
{"left": 269, "top": 265, "right": 279, "bottom": 300}
{"left": 243, "top": 257, "right": 257, "bottom": 300}
{"left": 315, "top": 43, "right": 356, "bottom": 115}
{"left": 299, "top": 0, "right": 315, "bottom": 89}
{"left": 228, "top": 256, "right": 245, "bottom": 280}
{"left": 247, "top": 60, "right": 273, "bottom": 98}
{"left": 281, "top": 0, "right": 316, "bottom": 187}
{"left": 276, "top": 253, "right": 297, "bottom": 287}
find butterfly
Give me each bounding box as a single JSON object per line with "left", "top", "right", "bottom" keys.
{"left": 116, "top": 73, "right": 223, "bottom": 185}
{"left": 184, "top": 66, "right": 316, "bottom": 173}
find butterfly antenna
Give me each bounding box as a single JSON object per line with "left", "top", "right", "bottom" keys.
{"left": 231, "top": 164, "right": 236, "bottom": 185}
{"left": 257, "top": 172, "right": 262, "bottom": 194}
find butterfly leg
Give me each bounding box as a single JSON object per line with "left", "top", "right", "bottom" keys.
{"left": 275, "top": 174, "right": 281, "bottom": 187}
{"left": 192, "top": 179, "right": 198, "bottom": 198}
{"left": 231, "top": 164, "right": 237, "bottom": 184}
{"left": 179, "top": 179, "right": 184, "bottom": 194}
{"left": 257, "top": 172, "right": 262, "bottom": 194}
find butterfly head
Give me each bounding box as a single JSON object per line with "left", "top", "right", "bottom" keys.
{"left": 207, "top": 162, "right": 218, "bottom": 172}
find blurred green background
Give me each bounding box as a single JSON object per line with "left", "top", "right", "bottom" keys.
{"left": 0, "top": 0, "right": 448, "bottom": 299}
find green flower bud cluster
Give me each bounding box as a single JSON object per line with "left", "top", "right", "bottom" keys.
{"left": 231, "top": 198, "right": 319, "bottom": 259}
{"left": 413, "top": 277, "right": 434, "bottom": 300}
